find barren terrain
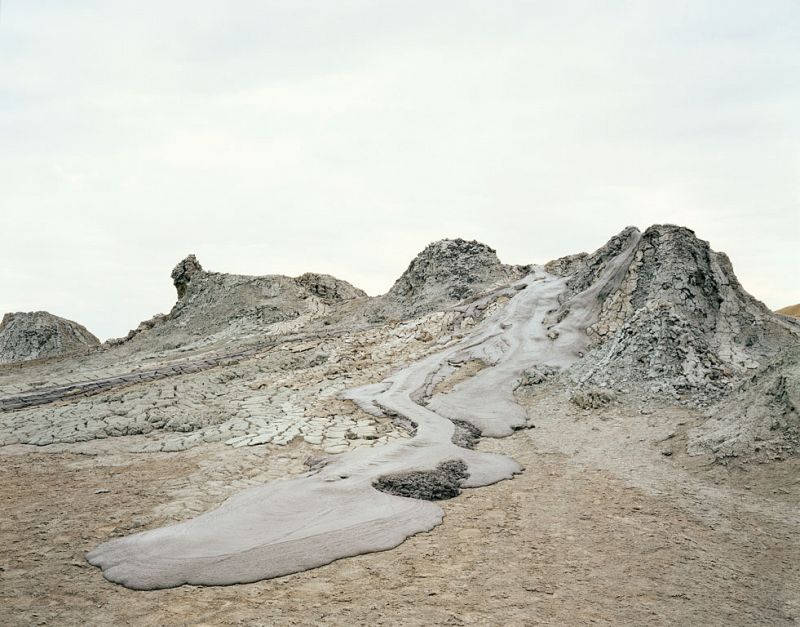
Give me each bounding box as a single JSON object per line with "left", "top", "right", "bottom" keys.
{"left": 2, "top": 393, "right": 798, "bottom": 625}
{"left": 2, "top": 227, "right": 798, "bottom": 625}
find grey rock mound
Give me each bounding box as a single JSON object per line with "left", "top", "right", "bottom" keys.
{"left": 113, "top": 255, "right": 366, "bottom": 348}
{"left": 689, "top": 345, "right": 800, "bottom": 460}
{"left": 0, "top": 311, "right": 99, "bottom": 365}
{"left": 563, "top": 225, "right": 798, "bottom": 403}
{"left": 295, "top": 272, "right": 367, "bottom": 303}
{"left": 377, "top": 238, "right": 528, "bottom": 319}
{"left": 171, "top": 254, "right": 204, "bottom": 300}
{"left": 116, "top": 239, "right": 530, "bottom": 347}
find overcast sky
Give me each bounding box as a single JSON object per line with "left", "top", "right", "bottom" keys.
{"left": 1, "top": 1, "right": 798, "bottom": 340}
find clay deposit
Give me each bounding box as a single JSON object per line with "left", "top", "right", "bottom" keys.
{"left": 2, "top": 224, "right": 799, "bottom": 623}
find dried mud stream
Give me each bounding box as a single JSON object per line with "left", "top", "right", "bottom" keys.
{"left": 2, "top": 397, "right": 798, "bottom": 625}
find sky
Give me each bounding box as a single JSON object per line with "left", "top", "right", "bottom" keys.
{"left": 1, "top": 1, "right": 798, "bottom": 340}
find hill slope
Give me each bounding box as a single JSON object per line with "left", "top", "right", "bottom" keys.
{"left": 0, "top": 311, "right": 99, "bottom": 365}
{"left": 777, "top": 303, "right": 800, "bottom": 318}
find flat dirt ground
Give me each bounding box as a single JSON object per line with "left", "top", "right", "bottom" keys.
{"left": 2, "top": 397, "right": 799, "bottom": 626}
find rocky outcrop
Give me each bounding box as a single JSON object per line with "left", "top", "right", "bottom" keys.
{"left": 543, "top": 252, "right": 589, "bottom": 278}
{"left": 0, "top": 311, "right": 99, "bottom": 365}
{"left": 562, "top": 225, "right": 798, "bottom": 404}
{"left": 171, "top": 254, "right": 204, "bottom": 300}
{"left": 295, "top": 273, "right": 367, "bottom": 303}
{"left": 112, "top": 256, "right": 368, "bottom": 348}
{"left": 121, "top": 241, "right": 528, "bottom": 346}
{"left": 375, "top": 238, "right": 528, "bottom": 320}
{"left": 558, "top": 226, "right": 642, "bottom": 297}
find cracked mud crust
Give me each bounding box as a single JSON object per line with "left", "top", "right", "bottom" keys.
{"left": 1, "top": 224, "right": 799, "bottom": 617}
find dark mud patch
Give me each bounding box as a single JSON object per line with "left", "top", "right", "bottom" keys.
{"left": 450, "top": 419, "right": 482, "bottom": 449}
{"left": 373, "top": 460, "right": 469, "bottom": 500}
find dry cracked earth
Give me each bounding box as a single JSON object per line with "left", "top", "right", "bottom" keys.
{"left": 3, "top": 395, "right": 798, "bottom": 626}
{"left": 1, "top": 226, "right": 799, "bottom": 626}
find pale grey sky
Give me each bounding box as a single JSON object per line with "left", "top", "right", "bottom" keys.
{"left": 1, "top": 1, "right": 798, "bottom": 340}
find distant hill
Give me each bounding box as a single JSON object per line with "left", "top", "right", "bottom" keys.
{"left": 0, "top": 311, "right": 99, "bottom": 365}
{"left": 777, "top": 304, "right": 800, "bottom": 318}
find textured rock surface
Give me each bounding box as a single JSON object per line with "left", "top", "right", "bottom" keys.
{"left": 295, "top": 272, "right": 367, "bottom": 303}
{"left": 0, "top": 311, "right": 99, "bottom": 365}
{"left": 571, "top": 387, "right": 616, "bottom": 410}
{"left": 107, "top": 242, "right": 527, "bottom": 352}
{"left": 110, "top": 255, "right": 367, "bottom": 348}
{"left": 564, "top": 225, "right": 797, "bottom": 404}
{"left": 689, "top": 345, "right": 800, "bottom": 460}
{"left": 171, "top": 254, "right": 204, "bottom": 300}
{"left": 543, "top": 251, "right": 589, "bottom": 278}
{"left": 375, "top": 238, "right": 528, "bottom": 319}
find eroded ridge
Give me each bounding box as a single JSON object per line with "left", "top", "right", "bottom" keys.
{"left": 86, "top": 235, "right": 641, "bottom": 589}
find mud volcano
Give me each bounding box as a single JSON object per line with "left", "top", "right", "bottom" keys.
{"left": 76, "top": 225, "right": 800, "bottom": 590}
{"left": 85, "top": 233, "right": 642, "bottom": 589}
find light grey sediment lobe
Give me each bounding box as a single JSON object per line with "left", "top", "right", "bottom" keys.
{"left": 87, "top": 234, "right": 641, "bottom": 590}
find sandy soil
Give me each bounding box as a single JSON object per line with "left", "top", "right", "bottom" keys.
{"left": 2, "top": 395, "right": 798, "bottom": 626}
